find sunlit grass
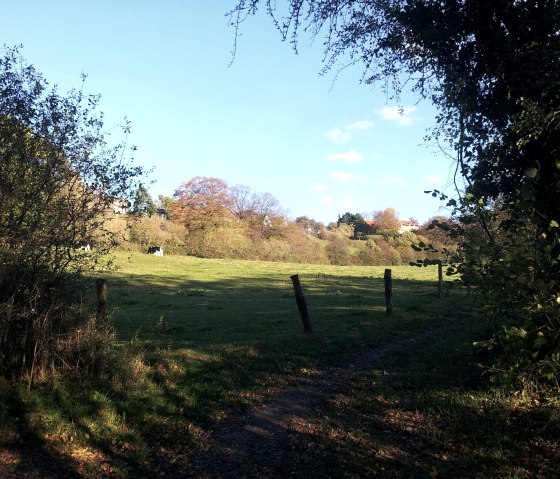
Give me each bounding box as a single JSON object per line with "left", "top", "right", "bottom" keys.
{"left": 105, "top": 252, "right": 453, "bottom": 348}
{"left": 0, "top": 252, "right": 482, "bottom": 478}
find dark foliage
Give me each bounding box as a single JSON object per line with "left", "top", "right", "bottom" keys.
{"left": 230, "top": 0, "right": 560, "bottom": 391}
{"left": 0, "top": 47, "right": 144, "bottom": 379}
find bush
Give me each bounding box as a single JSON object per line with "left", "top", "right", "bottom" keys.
{"left": 372, "top": 237, "right": 401, "bottom": 265}
{"left": 356, "top": 239, "right": 383, "bottom": 265}
{"left": 183, "top": 224, "right": 253, "bottom": 259}
{"left": 128, "top": 216, "right": 187, "bottom": 255}
{"left": 0, "top": 47, "right": 143, "bottom": 380}
{"left": 0, "top": 270, "right": 113, "bottom": 381}
{"left": 325, "top": 237, "right": 351, "bottom": 265}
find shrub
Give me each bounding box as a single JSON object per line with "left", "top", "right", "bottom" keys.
{"left": 128, "top": 216, "right": 187, "bottom": 255}
{"left": 0, "top": 271, "right": 114, "bottom": 381}
{"left": 325, "top": 237, "right": 351, "bottom": 265}
{"left": 356, "top": 239, "right": 383, "bottom": 265}
{"left": 0, "top": 48, "right": 143, "bottom": 380}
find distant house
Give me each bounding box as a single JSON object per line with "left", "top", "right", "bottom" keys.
{"left": 111, "top": 198, "right": 130, "bottom": 216}
{"left": 155, "top": 208, "right": 168, "bottom": 220}
{"left": 399, "top": 219, "right": 419, "bottom": 234}
{"left": 304, "top": 226, "right": 321, "bottom": 237}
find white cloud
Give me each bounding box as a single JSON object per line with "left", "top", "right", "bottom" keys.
{"left": 346, "top": 120, "right": 374, "bottom": 131}
{"left": 425, "top": 174, "right": 442, "bottom": 184}
{"left": 325, "top": 127, "right": 350, "bottom": 144}
{"left": 327, "top": 149, "right": 364, "bottom": 164}
{"left": 320, "top": 196, "right": 334, "bottom": 206}
{"left": 325, "top": 120, "right": 374, "bottom": 143}
{"left": 330, "top": 171, "right": 361, "bottom": 183}
{"left": 310, "top": 183, "right": 328, "bottom": 193}
{"left": 376, "top": 105, "right": 419, "bottom": 126}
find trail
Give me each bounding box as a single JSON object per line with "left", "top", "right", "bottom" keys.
{"left": 0, "top": 316, "right": 471, "bottom": 479}
{"left": 188, "top": 316, "right": 467, "bottom": 478}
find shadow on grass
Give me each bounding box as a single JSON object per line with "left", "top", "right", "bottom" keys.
{"left": 106, "top": 271, "right": 454, "bottom": 346}
{"left": 6, "top": 314, "right": 554, "bottom": 479}
{"left": 268, "top": 321, "right": 560, "bottom": 479}
{"left": 0, "top": 268, "right": 475, "bottom": 478}
{"left": 1, "top": 344, "right": 296, "bottom": 477}
{"left": 0, "top": 390, "right": 87, "bottom": 479}
{"left": 179, "top": 317, "right": 559, "bottom": 478}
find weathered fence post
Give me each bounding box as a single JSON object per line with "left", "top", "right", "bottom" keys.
{"left": 438, "top": 262, "right": 443, "bottom": 299}
{"left": 290, "top": 274, "right": 313, "bottom": 333}
{"left": 384, "top": 268, "right": 393, "bottom": 315}
{"left": 96, "top": 278, "right": 108, "bottom": 327}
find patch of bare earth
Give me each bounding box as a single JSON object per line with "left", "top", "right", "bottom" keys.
{"left": 187, "top": 318, "right": 465, "bottom": 478}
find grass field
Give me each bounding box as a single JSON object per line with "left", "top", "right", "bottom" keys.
{"left": 108, "top": 252, "right": 451, "bottom": 346}
{"left": 0, "top": 253, "right": 558, "bottom": 478}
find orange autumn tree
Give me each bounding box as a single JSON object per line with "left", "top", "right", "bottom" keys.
{"left": 171, "top": 176, "right": 234, "bottom": 233}
{"left": 371, "top": 208, "right": 401, "bottom": 237}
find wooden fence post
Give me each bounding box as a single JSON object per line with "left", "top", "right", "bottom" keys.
{"left": 438, "top": 262, "right": 443, "bottom": 299}
{"left": 96, "top": 278, "right": 108, "bottom": 327}
{"left": 384, "top": 268, "right": 393, "bottom": 315}
{"left": 290, "top": 274, "right": 313, "bottom": 333}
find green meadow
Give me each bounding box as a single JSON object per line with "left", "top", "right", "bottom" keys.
{"left": 1, "top": 253, "right": 557, "bottom": 478}
{"left": 108, "top": 252, "right": 450, "bottom": 347}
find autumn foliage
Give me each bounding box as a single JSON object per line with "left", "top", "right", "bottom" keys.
{"left": 126, "top": 177, "right": 451, "bottom": 266}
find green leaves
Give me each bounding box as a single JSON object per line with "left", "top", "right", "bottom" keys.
{"left": 0, "top": 47, "right": 146, "bottom": 379}
{"left": 231, "top": 0, "right": 560, "bottom": 393}
{"left": 525, "top": 167, "right": 538, "bottom": 179}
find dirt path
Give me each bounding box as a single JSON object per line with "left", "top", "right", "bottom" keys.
{"left": 188, "top": 317, "right": 464, "bottom": 478}
{"left": 0, "top": 317, "right": 470, "bottom": 479}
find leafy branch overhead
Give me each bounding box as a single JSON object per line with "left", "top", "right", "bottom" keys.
{"left": 231, "top": 1, "right": 560, "bottom": 392}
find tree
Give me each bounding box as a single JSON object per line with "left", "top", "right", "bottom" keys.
{"left": 229, "top": 184, "right": 286, "bottom": 239}
{"left": 230, "top": 1, "right": 560, "bottom": 389}
{"left": 230, "top": 184, "right": 285, "bottom": 219}
{"left": 0, "top": 47, "right": 144, "bottom": 378}
{"left": 252, "top": 191, "right": 284, "bottom": 218}
{"left": 331, "top": 222, "right": 355, "bottom": 239}
{"left": 337, "top": 212, "right": 368, "bottom": 238}
{"left": 171, "top": 176, "right": 233, "bottom": 232}
{"left": 325, "top": 236, "right": 351, "bottom": 265}
{"left": 157, "top": 194, "right": 175, "bottom": 213}
{"left": 372, "top": 208, "right": 401, "bottom": 237}
{"left": 132, "top": 184, "right": 155, "bottom": 216}
{"left": 295, "top": 216, "right": 326, "bottom": 238}
{"left": 337, "top": 212, "right": 358, "bottom": 227}
{"left": 419, "top": 215, "right": 453, "bottom": 246}
{"left": 229, "top": 184, "right": 255, "bottom": 220}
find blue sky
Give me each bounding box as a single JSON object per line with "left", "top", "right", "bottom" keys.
{"left": 2, "top": 1, "right": 456, "bottom": 225}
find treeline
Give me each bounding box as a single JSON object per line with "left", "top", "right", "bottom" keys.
{"left": 121, "top": 176, "right": 454, "bottom": 266}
